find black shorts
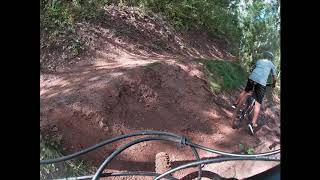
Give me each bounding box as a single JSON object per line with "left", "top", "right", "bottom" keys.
{"left": 244, "top": 79, "right": 266, "bottom": 104}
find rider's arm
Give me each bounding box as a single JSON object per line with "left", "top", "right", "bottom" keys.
{"left": 271, "top": 62, "right": 277, "bottom": 88}
{"left": 272, "top": 75, "right": 277, "bottom": 88}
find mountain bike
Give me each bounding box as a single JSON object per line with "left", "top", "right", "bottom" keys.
{"left": 232, "top": 83, "right": 273, "bottom": 135}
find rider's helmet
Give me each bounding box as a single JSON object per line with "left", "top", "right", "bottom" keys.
{"left": 263, "top": 51, "right": 274, "bottom": 61}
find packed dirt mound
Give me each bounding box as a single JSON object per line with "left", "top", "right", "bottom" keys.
{"left": 101, "top": 61, "right": 216, "bottom": 136}
{"left": 41, "top": 60, "right": 280, "bottom": 179}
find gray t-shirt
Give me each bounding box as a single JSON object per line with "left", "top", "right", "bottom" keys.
{"left": 249, "top": 59, "right": 277, "bottom": 86}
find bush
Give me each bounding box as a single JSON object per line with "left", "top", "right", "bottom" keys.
{"left": 40, "top": 133, "right": 95, "bottom": 179}
{"left": 204, "top": 59, "right": 247, "bottom": 91}
{"left": 40, "top": 0, "right": 106, "bottom": 62}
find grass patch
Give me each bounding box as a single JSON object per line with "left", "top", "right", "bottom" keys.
{"left": 239, "top": 143, "right": 255, "bottom": 155}
{"left": 40, "top": 133, "right": 95, "bottom": 179}
{"left": 143, "top": 61, "right": 162, "bottom": 70}
{"left": 203, "top": 59, "right": 247, "bottom": 92}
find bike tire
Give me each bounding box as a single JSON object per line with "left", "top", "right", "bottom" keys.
{"left": 232, "top": 96, "right": 255, "bottom": 130}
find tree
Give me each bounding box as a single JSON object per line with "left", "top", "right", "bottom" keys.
{"left": 237, "top": 0, "right": 280, "bottom": 74}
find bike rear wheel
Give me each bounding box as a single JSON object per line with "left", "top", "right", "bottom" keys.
{"left": 232, "top": 105, "right": 248, "bottom": 129}
{"left": 232, "top": 96, "right": 255, "bottom": 129}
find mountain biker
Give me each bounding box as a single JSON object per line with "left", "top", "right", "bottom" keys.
{"left": 232, "top": 51, "right": 277, "bottom": 134}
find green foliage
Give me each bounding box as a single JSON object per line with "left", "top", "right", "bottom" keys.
{"left": 40, "top": 133, "right": 62, "bottom": 179}
{"left": 40, "top": 133, "right": 95, "bottom": 179}
{"left": 246, "top": 148, "right": 255, "bottom": 155}
{"left": 204, "top": 59, "right": 247, "bottom": 91}
{"left": 238, "top": 0, "right": 280, "bottom": 73}
{"left": 236, "top": 0, "right": 280, "bottom": 95}
{"left": 40, "top": 0, "right": 106, "bottom": 59}
{"left": 71, "top": 0, "right": 106, "bottom": 20}
{"left": 239, "top": 143, "right": 255, "bottom": 155}
{"left": 70, "top": 39, "right": 85, "bottom": 56}
{"left": 121, "top": 0, "right": 242, "bottom": 50}
{"left": 239, "top": 143, "right": 245, "bottom": 151}
{"left": 40, "top": 0, "right": 74, "bottom": 36}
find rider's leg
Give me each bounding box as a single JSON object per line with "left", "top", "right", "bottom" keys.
{"left": 236, "top": 91, "right": 250, "bottom": 108}
{"left": 251, "top": 82, "right": 266, "bottom": 127}
{"left": 234, "top": 79, "right": 253, "bottom": 107}
{"left": 251, "top": 102, "right": 261, "bottom": 127}
{"left": 235, "top": 91, "right": 249, "bottom": 106}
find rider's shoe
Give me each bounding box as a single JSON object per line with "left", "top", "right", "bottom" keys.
{"left": 231, "top": 103, "right": 237, "bottom": 109}
{"left": 247, "top": 123, "right": 258, "bottom": 135}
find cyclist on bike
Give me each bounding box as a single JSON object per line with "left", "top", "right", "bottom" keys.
{"left": 232, "top": 51, "right": 277, "bottom": 134}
